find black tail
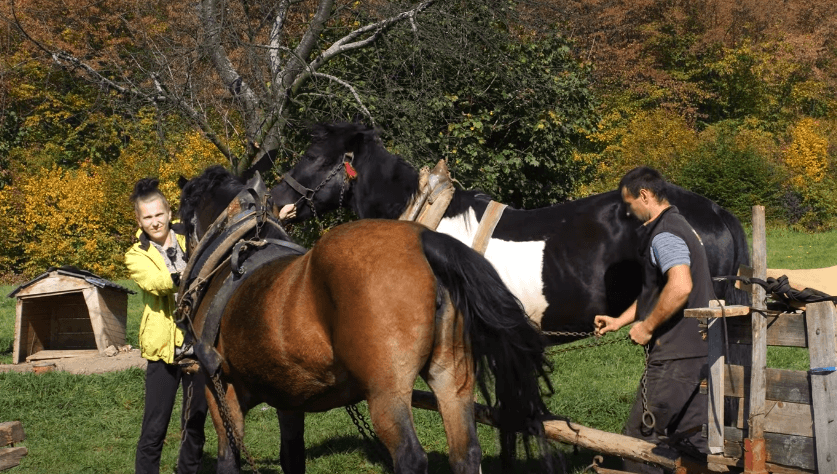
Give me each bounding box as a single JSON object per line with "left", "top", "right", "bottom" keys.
{"left": 420, "top": 229, "right": 556, "bottom": 471}
{"left": 717, "top": 208, "right": 752, "bottom": 306}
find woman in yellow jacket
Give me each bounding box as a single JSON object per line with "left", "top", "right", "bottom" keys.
{"left": 126, "top": 178, "right": 207, "bottom": 474}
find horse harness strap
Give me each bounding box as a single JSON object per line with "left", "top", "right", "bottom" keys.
{"left": 471, "top": 201, "right": 507, "bottom": 256}
{"left": 195, "top": 238, "right": 306, "bottom": 376}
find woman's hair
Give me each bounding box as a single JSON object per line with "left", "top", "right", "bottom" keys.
{"left": 130, "top": 178, "right": 169, "bottom": 214}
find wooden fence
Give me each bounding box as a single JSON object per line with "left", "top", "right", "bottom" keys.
{"left": 685, "top": 206, "right": 836, "bottom": 473}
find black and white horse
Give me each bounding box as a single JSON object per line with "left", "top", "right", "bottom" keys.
{"left": 270, "top": 122, "right": 751, "bottom": 340}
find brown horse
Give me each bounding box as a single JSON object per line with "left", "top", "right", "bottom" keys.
{"left": 177, "top": 166, "right": 555, "bottom": 474}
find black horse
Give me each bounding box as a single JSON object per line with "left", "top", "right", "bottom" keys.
{"left": 270, "top": 122, "right": 751, "bottom": 340}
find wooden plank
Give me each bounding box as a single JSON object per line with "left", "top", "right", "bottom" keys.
{"left": 724, "top": 427, "right": 815, "bottom": 470}
{"left": 724, "top": 313, "right": 808, "bottom": 348}
{"left": 724, "top": 365, "right": 810, "bottom": 404}
{"left": 0, "top": 447, "right": 27, "bottom": 471}
{"left": 733, "top": 399, "right": 813, "bottom": 437}
{"left": 13, "top": 299, "right": 22, "bottom": 364}
{"left": 685, "top": 305, "right": 752, "bottom": 318}
{"left": 707, "top": 455, "right": 814, "bottom": 474}
{"left": 0, "top": 422, "right": 25, "bottom": 447}
{"left": 25, "top": 350, "right": 99, "bottom": 362}
{"left": 410, "top": 390, "right": 683, "bottom": 469}
{"left": 708, "top": 315, "right": 726, "bottom": 454}
{"left": 805, "top": 302, "right": 837, "bottom": 474}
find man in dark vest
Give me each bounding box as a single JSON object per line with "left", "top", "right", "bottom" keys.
{"left": 594, "top": 166, "right": 713, "bottom": 472}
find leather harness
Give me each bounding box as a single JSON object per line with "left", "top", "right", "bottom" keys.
{"left": 175, "top": 172, "right": 307, "bottom": 376}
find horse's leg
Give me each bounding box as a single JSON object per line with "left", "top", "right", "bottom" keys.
{"left": 422, "top": 296, "right": 481, "bottom": 474}
{"left": 278, "top": 410, "right": 306, "bottom": 474}
{"left": 366, "top": 392, "right": 427, "bottom": 474}
{"left": 205, "top": 378, "right": 248, "bottom": 474}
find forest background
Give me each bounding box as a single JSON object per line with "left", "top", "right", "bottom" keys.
{"left": 0, "top": 0, "right": 835, "bottom": 282}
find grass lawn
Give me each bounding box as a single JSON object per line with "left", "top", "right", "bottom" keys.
{"left": 0, "top": 227, "right": 833, "bottom": 473}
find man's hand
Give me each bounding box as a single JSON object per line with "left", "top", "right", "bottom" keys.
{"left": 594, "top": 315, "right": 619, "bottom": 338}
{"left": 629, "top": 320, "right": 653, "bottom": 345}
{"left": 278, "top": 203, "right": 296, "bottom": 221}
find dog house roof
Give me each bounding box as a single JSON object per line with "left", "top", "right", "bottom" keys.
{"left": 7, "top": 266, "right": 135, "bottom": 298}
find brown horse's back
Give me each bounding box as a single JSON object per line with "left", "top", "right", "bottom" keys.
{"left": 218, "top": 220, "right": 438, "bottom": 412}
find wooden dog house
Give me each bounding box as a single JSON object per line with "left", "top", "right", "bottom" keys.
{"left": 7, "top": 267, "right": 134, "bottom": 364}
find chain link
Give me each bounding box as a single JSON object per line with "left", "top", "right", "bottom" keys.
{"left": 640, "top": 343, "right": 656, "bottom": 432}
{"left": 543, "top": 330, "right": 632, "bottom": 354}
{"left": 179, "top": 379, "right": 193, "bottom": 448}
{"left": 345, "top": 404, "right": 392, "bottom": 469}
{"left": 211, "top": 374, "right": 261, "bottom": 474}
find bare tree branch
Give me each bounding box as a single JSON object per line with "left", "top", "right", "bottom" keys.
{"left": 310, "top": 72, "right": 374, "bottom": 124}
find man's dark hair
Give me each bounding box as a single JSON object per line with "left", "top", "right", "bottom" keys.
{"left": 618, "top": 166, "right": 669, "bottom": 202}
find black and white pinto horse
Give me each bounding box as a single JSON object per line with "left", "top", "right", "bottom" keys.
{"left": 270, "top": 122, "right": 751, "bottom": 340}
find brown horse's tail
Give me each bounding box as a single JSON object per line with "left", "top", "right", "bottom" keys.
{"left": 420, "top": 229, "right": 557, "bottom": 471}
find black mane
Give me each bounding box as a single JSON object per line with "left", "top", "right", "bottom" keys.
{"left": 179, "top": 165, "right": 246, "bottom": 238}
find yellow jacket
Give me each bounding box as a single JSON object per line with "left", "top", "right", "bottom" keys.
{"left": 125, "top": 224, "right": 187, "bottom": 363}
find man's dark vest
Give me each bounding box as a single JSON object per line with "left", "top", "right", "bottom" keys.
{"left": 636, "top": 206, "right": 714, "bottom": 360}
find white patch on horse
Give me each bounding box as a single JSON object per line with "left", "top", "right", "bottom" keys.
{"left": 437, "top": 210, "right": 549, "bottom": 326}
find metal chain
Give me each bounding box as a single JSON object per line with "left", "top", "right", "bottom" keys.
{"left": 211, "top": 374, "right": 261, "bottom": 474}
{"left": 640, "top": 343, "right": 656, "bottom": 432}
{"left": 179, "top": 378, "right": 193, "bottom": 448}
{"left": 345, "top": 404, "right": 392, "bottom": 470}
{"left": 542, "top": 330, "right": 632, "bottom": 354}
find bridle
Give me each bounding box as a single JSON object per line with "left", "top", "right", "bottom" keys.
{"left": 281, "top": 151, "right": 355, "bottom": 222}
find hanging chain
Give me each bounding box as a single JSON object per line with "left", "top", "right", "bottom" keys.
{"left": 179, "top": 378, "right": 194, "bottom": 448}
{"left": 640, "top": 343, "right": 656, "bottom": 432}
{"left": 345, "top": 404, "right": 392, "bottom": 470}
{"left": 211, "top": 374, "right": 261, "bottom": 474}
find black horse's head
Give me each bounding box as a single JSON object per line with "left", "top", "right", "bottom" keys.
{"left": 271, "top": 121, "right": 421, "bottom": 221}
{"left": 270, "top": 122, "right": 374, "bottom": 222}
{"left": 178, "top": 165, "right": 246, "bottom": 255}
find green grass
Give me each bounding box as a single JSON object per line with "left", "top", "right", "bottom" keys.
{"left": 0, "top": 227, "right": 832, "bottom": 473}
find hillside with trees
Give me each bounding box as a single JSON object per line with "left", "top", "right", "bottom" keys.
{"left": 0, "top": 0, "right": 835, "bottom": 280}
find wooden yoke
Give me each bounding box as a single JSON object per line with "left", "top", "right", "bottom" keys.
{"left": 399, "top": 159, "right": 455, "bottom": 230}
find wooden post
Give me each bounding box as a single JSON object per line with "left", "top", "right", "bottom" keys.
{"left": 806, "top": 302, "right": 837, "bottom": 473}
{"left": 746, "top": 205, "right": 768, "bottom": 474}
{"left": 707, "top": 300, "right": 725, "bottom": 454}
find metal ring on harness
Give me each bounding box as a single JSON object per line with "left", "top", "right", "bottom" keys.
{"left": 642, "top": 410, "right": 656, "bottom": 430}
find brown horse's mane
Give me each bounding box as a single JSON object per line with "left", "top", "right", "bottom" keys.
{"left": 179, "top": 165, "right": 246, "bottom": 240}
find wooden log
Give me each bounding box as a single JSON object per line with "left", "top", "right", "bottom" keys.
{"left": 411, "top": 390, "right": 680, "bottom": 470}
{"left": 0, "top": 422, "right": 25, "bottom": 447}
{"left": 805, "top": 302, "right": 837, "bottom": 474}
{"left": 0, "top": 447, "right": 27, "bottom": 471}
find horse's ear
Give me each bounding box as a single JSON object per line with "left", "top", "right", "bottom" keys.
{"left": 177, "top": 176, "right": 189, "bottom": 190}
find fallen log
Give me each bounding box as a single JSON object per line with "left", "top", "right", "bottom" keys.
{"left": 411, "top": 390, "right": 681, "bottom": 470}
{"left": 0, "top": 447, "right": 28, "bottom": 471}
{"left": 0, "top": 422, "right": 25, "bottom": 447}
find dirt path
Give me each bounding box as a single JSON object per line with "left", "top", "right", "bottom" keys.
{"left": 765, "top": 265, "right": 837, "bottom": 296}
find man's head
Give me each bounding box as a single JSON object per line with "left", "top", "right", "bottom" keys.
{"left": 131, "top": 178, "right": 171, "bottom": 245}
{"left": 618, "top": 166, "right": 670, "bottom": 223}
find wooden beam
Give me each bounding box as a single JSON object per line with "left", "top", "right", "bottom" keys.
{"left": 805, "top": 302, "right": 837, "bottom": 474}
{"left": 0, "top": 422, "right": 25, "bottom": 447}
{"left": 411, "top": 390, "right": 681, "bottom": 470}
{"left": 707, "top": 307, "right": 726, "bottom": 454}
{"left": 684, "top": 305, "right": 752, "bottom": 318}
{"left": 724, "top": 365, "right": 810, "bottom": 404}
{"left": 0, "top": 447, "right": 27, "bottom": 471}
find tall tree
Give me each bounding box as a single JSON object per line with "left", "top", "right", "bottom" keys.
{"left": 7, "top": 0, "right": 436, "bottom": 175}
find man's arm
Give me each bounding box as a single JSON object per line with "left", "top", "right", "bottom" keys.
{"left": 594, "top": 300, "right": 638, "bottom": 337}
{"left": 629, "top": 264, "right": 692, "bottom": 345}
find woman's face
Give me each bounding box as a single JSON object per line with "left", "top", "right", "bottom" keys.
{"left": 136, "top": 197, "right": 171, "bottom": 246}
